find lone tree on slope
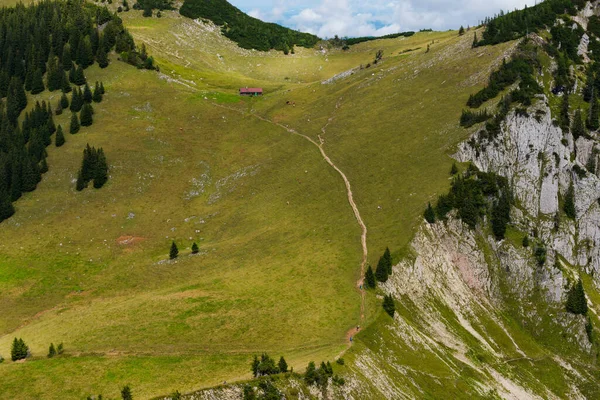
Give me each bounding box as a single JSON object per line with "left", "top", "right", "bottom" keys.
{"left": 169, "top": 241, "right": 179, "bottom": 259}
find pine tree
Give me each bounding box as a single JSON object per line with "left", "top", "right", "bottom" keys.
{"left": 170, "top": 241, "right": 179, "bottom": 259}
{"left": 0, "top": 190, "right": 15, "bottom": 222}
{"left": 100, "top": 82, "right": 105, "bottom": 94}
{"left": 382, "top": 295, "right": 395, "bottom": 317}
{"left": 375, "top": 256, "right": 389, "bottom": 282}
{"left": 472, "top": 32, "right": 478, "bottom": 48}
{"left": 383, "top": 247, "right": 392, "bottom": 275}
{"left": 564, "top": 182, "right": 576, "bottom": 219}
{"left": 60, "top": 93, "right": 69, "bottom": 109}
{"left": 365, "top": 265, "right": 376, "bottom": 288}
{"left": 11, "top": 337, "right": 28, "bottom": 361}
{"left": 48, "top": 343, "right": 56, "bottom": 358}
{"left": 560, "top": 93, "right": 570, "bottom": 133}
{"left": 566, "top": 279, "right": 588, "bottom": 315}
{"left": 93, "top": 81, "right": 103, "bottom": 102}
{"left": 93, "top": 149, "right": 108, "bottom": 188}
{"left": 62, "top": 43, "right": 73, "bottom": 71}
{"left": 251, "top": 355, "right": 260, "bottom": 377}
{"left": 76, "top": 168, "right": 85, "bottom": 191}
{"left": 522, "top": 235, "right": 529, "bottom": 248}
{"left": 278, "top": 356, "right": 288, "bottom": 373}
{"left": 83, "top": 83, "right": 93, "bottom": 103}
{"left": 72, "top": 66, "right": 86, "bottom": 86}
{"left": 458, "top": 26, "right": 465, "bottom": 36}
{"left": 80, "top": 103, "right": 93, "bottom": 127}
{"left": 55, "top": 125, "right": 65, "bottom": 147}
{"left": 121, "top": 385, "right": 133, "bottom": 400}
{"left": 77, "top": 36, "right": 94, "bottom": 68}
{"left": 572, "top": 109, "right": 586, "bottom": 141}
{"left": 191, "top": 242, "right": 199, "bottom": 254}
{"left": 21, "top": 157, "right": 39, "bottom": 192}
{"left": 70, "top": 88, "right": 81, "bottom": 112}
{"left": 61, "top": 70, "right": 71, "bottom": 93}
{"left": 97, "top": 37, "right": 109, "bottom": 68}
{"left": 70, "top": 113, "right": 80, "bottom": 134}
{"left": 588, "top": 89, "right": 600, "bottom": 131}
{"left": 39, "top": 156, "right": 48, "bottom": 174}
{"left": 424, "top": 202, "right": 436, "bottom": 223}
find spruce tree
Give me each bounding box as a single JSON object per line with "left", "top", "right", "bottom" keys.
{"left": 72, "top": 66, "right": 86, "bottom": 86}
{"left": 0, "top": 190, "right": 15, "bottom": 222}
{"left": 564, "top": 182, "right": 576, "bottom": 219}
{"left": 472, "top": 32, "right": 478, "bottom": 48}
{"left": 522, "top": 235, "right": 529, "bottom": 248}
{"left": 588, "top": 89, "right": 600, "bottom": 131}
{"left": 11, "top": 338, "right": 28, "bottom": 361}
{"left": 424, "top": 202, "right": 436, "bottom": 223}
{"left": 566, "top": 279, "right": 588, "bottom": 315}
{"left": 383, "top": 247, "right": 392, "bottom": 275}
{"left": 121, "top": 385, "right": 133, "bottom": 400}
{"left": 170, "top": 241, "right": 179, "bottom": 259}
{"left": 191, "top": 242, "right": 199, "bottom": 254}
{"left": 77, "top": 36, "right": 94, "bottom": 68}
{"left": 382, "top": 295, "right": 395, "bottom": 317}
{"left": 97, "top": 40, "right": 109, "bottom": 68}
{"left": 76, "top": 168, "right": 86, "bottom": 191}
{"left": 70, "top": 113, "right": 80, "bottom": 134}
{"left": 62, "top": 43, "right": 73, "bottom": 70}
{"left": 61, "top": 93, "right": 69, "bottom": 109}
{"left": 560, "top": 92, "right": 570, "bottom": 133}
{"left": 572, "top": 109, "right": 586, "bottom": 141}
{"left": 39, "top": 156, "right": 48, "bottom": 174}
{"left": 93, "top": 82, "right": 103, "bottom": 102}
{"left": 80, "top": 103, "right": 93, "bottom": 127}
{"left": 61, "top": 70, "right": 72, "bottom": 93}
{"left": 278, "top": 356, "right": 288, "bottom": 373}
{"left": 458, "top": 26, "right": 465, "bottom": 36}
{"left": 93, "top": 149, "right": 108, "bottom": 188}
{"left": 21, "top": 157, "right": 39, "bottom": 192}
{"left": 69, "top": 65, "right": 76, "bottom": 84}
{"left": 365, "top": 265, "right": 376, "bottom": 288}
{"left": 83, "top": 83, "right": 93, "bottom": 103}
{"left": 375, "top": 257, "right": 389, "bottom": 282}
{"left": 48, "top": 343, "right": 56, "bottom": 358}
{"left": 251, "top": 355, "right": 260, "bottom": 377}
{"left": 100, "top": 82, "right": 105, "bottom": 94}
{"left": 55, "top": 125, "right": 65, "bottom": 147}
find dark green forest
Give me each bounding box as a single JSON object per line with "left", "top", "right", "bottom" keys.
{"left": 179, "top": 0, "right": 319, "bottom": 53}
{"left": 0, "top": 0, "right": 148, "bottom": 223}
{"left": 477, "top": 0, "right": 586, "bottom": 46}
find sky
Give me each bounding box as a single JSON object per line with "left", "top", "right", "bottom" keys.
{"left": 229, "top": 0, "right": 536, "bottom": 38}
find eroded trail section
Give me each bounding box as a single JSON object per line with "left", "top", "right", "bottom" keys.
{"left": 214, "top": 104, "right": 368, "bottom": 326}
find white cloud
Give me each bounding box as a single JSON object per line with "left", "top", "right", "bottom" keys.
{"left": 230, "top": 0, "right": 535, "bottom": 38}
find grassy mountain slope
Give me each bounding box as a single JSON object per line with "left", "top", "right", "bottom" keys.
{"left": 0, "top": 4, "right": 543, "bottom": 399}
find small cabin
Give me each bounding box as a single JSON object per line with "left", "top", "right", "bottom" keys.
{"left": 239, "top": 87, "right": 263, "bottom": 96}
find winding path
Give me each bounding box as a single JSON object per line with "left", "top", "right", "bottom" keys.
{"left": 213, "top": 103, "right": 368, "bottom": 331}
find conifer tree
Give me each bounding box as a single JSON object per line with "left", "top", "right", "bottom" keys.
{"left": 278, "top": 356, "right": 288, "bottom": 373}
{"left": 57, "top": 343, "right": 64, "bottom": 354}
{"left": 424, "top": 202, "right": 436, "bottom": 223}
{"left": 72, "top": 66, "right": 86, "bottom": 86}
{"left": 48, "top": 343, "right": 56, "bottom": 358}
{"left": 83, "top": 83, "right": 93, "bottom": 103}
{"left": 100, "top": 82, "right": 105, "bottom": 94}
{"left": 382, "top": 295, "right": 395, "bottom": 317}
{"left": 61, "top": 93, "right": 69, "bottom": 109}
{"left": 191, "top": 242, "right": 199, "bottom": 254}
{"left": 46, "top": 57, "right": 62, "bottom": 91}
{"left": 11, "top": 338, "right": 28, "bottom": 361}
{"left": 80, "top": 103, "right": 93, "bottom": 127}
{"left": 383, "top": 247, "right": 392, "bottom": 275}
{"left": 39, "top": 156, "right": 48, "bottom": 174}
{"left": 76, "top": 168, "right": 86, "bottom": 191}
{"left": 93, "top": 149, "right": 108, "bottom": 188}
{"left": 70, "top": 88, "right": 83, "bottom": 112}
{"left": 450, "top": 163, "right": 458, "bottom": 175}
{"left": 564, "top": 182, "right": 576, "bottom": 219}
{"left": 0, "top": 190, "right": 15, "bottom": 222}
{"left": 566, "top": 279, "right": 588, "bottom": 315}
{"left": 560, "top": 92, "right": 570, "bottom": 133}
{"left": 62, "top": 43, "right": 73, "bottom": 71}
{"left": 70, "top": 113, "right": 80, "bottom": 134}
{"left": 121, "top": 385, "right": 133, "bottom": 400}
{"left": 458, "top": 26, "right": 465, "bottom": 36}
{"left": 170, "top": 241, "right": 179, "bottom": 259}
{"left": 588, "top": 90, "right": 600, "bottom": 131}
{"left": 375, "top": 257, "right": 389, "bottom": 282}
{"left": 522, "top": 235, "right": 529, "bottom": 247}
{"left": 77, "top": 36, "right": 94, "bottom": 68}
{"left": 61, "top": 70, "right": 71, "bottom": 93}
{"left": 572, "top": 109, "right": 586, "bottom": 141}
{"left": 97, "top": 38, "right": 109, "bottom": 68}
{"left": 251, "top": 355, "right": 260, "bottom": 377}
{"left": 365, "top": 265, "right": 375, "bottom": 288}
{"left": 21, "top": 157, "right": 39, "bottom": 192}
{"left": 55, "top": 125, "right": 65, "bottom": 147}
{"left": 93, "top": 82, "right": 103, "bottom": 102}
{"left": 472, "top": 32, "right": 478, "bottom": 48}
{"left": 69, "top": 65, "right": 76, "bottom": 84}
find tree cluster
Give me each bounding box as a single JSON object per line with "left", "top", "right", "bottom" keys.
{"left": 427, "top": 167, "right": 513, "bottom": 238}
{"left": 11, "top": 337, "right": 29, "bottom": 361}
{"left": 76, "top": 144, "right": 108, "bottom": 190}
{"left": 179, "top": 0, "right": 319, "bottom": 52}
{"left": 243, "top": 379, "right": 282, "bottom": 400}
{"left": 305, "top": 360, "right": 334, "bottom": 388}
{"left": 250, "top": 353, "right": 288, "bottom": 377}
{"left": 477, "top": 0, "right": 585, "bottom": 46}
